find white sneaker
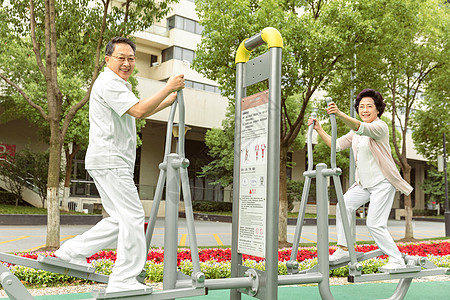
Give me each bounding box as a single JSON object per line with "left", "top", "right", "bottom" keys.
{"left": 54, "top": 249, "right": 91, "bottom": 268}
{"left": 380, "top": 261, "right": 406, "bottom": 270}
{"left": 329, "top": 248, "right": 349, "bottom": 262}
{"left": 105, "top": 281, "right": 151, "bottom": 294}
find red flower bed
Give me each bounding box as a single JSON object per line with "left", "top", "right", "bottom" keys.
{"left": 12, "top": 241, "right": 450, "bottom": 267}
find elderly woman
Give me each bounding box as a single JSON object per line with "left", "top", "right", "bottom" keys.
{"left": 309, "top": 88, "right": 413, "bottom": 270}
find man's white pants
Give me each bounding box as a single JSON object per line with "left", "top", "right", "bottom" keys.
{"left": 58, "top": 168, "right": 146, "bottom": 286}
{"left": 336, "top": 179, "right": 403, "bottom": 264}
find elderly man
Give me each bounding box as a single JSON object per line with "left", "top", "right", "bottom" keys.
{"left": 55, "top": 37, "right": 184, "bottom": 293}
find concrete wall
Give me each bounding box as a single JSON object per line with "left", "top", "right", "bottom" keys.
{"left": 0, "top": 118, "right": 48, "bottom": 153}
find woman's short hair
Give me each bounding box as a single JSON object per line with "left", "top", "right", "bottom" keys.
{"left": 105, "top": 37, "right": 136, "bottom": 56}
{"left": 354, "top": 88, "right": 386, "bottom": 117}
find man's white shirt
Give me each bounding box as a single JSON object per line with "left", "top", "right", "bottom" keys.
{"left": 85, "top": 67, "right": 139, "bottom": 170}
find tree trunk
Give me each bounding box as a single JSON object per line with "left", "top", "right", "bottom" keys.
{"left": 61, "top": 144, "right": 80, "bottom": 212}
{"left": 278, "top": 145, "right": 291, "bottom": 247}
{"left": 402, "top": 165, "right": 414, "bottom": 240}
{"left": 45, "top": 126, "right": 62, "bottom": 249}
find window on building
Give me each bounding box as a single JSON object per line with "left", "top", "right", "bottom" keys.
{"left": 150, "top": 55, "right": 158, "bottom": 66}
{"left": 184, "top": 18, "right": 196, "bottom": 33}
{"left": 167, "top": 15, "right": 203, "bottom": 35}
{"left": 184, "top": 79, "right": 220, "bottom": 94}
{"left": 162, "top": 46, "right": 195, "bottom": 64}
{"left": 162, "top": 47, "right": 173, "bottom": 61}
{"left": 168, "top": 15, "right": 176, "bottom": 30}
{"left": 204, "top": 85, "right": 215, "bottom": 93}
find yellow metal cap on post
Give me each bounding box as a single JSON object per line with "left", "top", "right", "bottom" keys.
{"left": 235, "top": 39, "right": 251, "bottom": 64}
{"left": 235, "top": 27, "right": 283, "bottom": 64}
{"left": 261, "top": 27, "right": 283, "bottom": 49}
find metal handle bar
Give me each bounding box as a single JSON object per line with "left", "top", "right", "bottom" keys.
{"left": 307, "top": 111, "right": 317, "bottom": 171}
{"left": 235, "top": 27, "right": 283, "bottom": 64}
{"left": 325, "top": 97, "right": 337, "bottom": 169}
{"left": 163, "top": 89, "right": 186, "bottom": 158}
{"left": 177, "top": 89, "right": 186, "bottom": 157}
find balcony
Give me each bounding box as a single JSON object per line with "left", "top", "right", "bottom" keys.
{"left": 144, "top": 24, "right": 169, "bottom": 37}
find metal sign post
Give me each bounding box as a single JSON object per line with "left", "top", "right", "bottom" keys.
{"left": 231, "top": 27, "right": 282, "bottom": 300}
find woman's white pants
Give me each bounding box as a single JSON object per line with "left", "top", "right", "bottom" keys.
{"left": 58, "top": 168, "right": 146, "bottom": 286}
{"left": 336, "top": 179, "right": 403, "bottom": 264}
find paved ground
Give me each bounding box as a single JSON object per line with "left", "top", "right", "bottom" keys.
{"left": 0, "top": 218, "right": 448, "bottom": 299}
{"left": 1, "top": 279, "right": 449, "bottom": 299}
{"left": 0, "top": 218, "right": 446, "bottom": 253}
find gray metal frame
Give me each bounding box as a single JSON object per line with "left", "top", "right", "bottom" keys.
{"left": 231, "top": 29, "right": 282, "bottom": 300}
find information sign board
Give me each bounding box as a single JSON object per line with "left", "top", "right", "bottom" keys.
{"left": 238, "top": 90, "right": 269, "bottom": 258}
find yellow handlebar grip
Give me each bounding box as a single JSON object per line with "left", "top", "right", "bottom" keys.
{"left": 235, "top": 39, "right": 251, "bottom": 64}
{"left": 261, "top": 27, "right": 283, "bottom": 49}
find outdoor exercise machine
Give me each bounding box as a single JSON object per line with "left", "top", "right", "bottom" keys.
{"left": 0, "top": 89, "right": 208, "bottom": 300}
{"left": 0, "top": 27, "right": 448, "bottom": 300}
{"left": 286, "top": 97, "right": 450, "bottom": 299}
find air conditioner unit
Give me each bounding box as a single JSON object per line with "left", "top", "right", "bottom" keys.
{"left": 152, "top": 62, "right": 160, "bottom": 67}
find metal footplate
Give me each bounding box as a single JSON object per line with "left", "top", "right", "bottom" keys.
{"left": 378, "top": 265, "right": 421, "bottom": 274}
{"left": 348, "top": 255, "right": 450, "bottom": 283}
{"left": 0, "top": 252, "right": 109, "bottom": 283}
{"left": 37, "top": 254, "right": 96, "bottom": 273}
{"left": 92, "top": 287, "right": 153, "bottom": 299}
{"left": 348, "top": 267, "right": 449, "bottom": 283}
{"left": 85, "top": 287, "right": 206, "bottom": 300}
{"left": 329, "top": 251, "right": 365, "bottom": 267}
{"left": 329, "top": 249, "right": 384, "bottom": 269}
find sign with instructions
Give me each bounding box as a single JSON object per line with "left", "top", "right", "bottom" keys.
{"left": 238, "top": 90, "right": 269, "bottom": 258}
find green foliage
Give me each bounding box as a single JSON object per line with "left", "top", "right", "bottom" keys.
{"left": 0, "top": 0, "right": 176, "bottom": 205}
{"left": 192, "top": 200, "right": 232, "bottom": 213}
{"left": 0, "top": 191, "right": 17, "bottom": 205}
{"left": 17, "top": 147, "right": 51, "bottom": 204}
{"left": 199, "top": 107, "right": 236, "bottom": 187}
{"left": 0, "top": 147, "right": 54, "bottom": 207}
{"left": 411, "top": 65, "right": 450, "bottom": 161}
{"left": 287, "top": 178, "right": 304, "bottom": 212}
{"left": 421, "top": 164, "right": 448, "bottom": 207}
{"left": 10, "top": 265, "right": 86, "bottom": 286}
{"left": 194, "top": 0, "right": 370, "bottom": 190}
{"left": 145, "top": 262, "right": 165, "bottom": 282}
{"left": 0, "top": 155, "right": 27, "bottom": 206}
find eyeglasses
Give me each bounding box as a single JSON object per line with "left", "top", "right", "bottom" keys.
{"left": 110, "top": 55, "right": 136, "bottom": 63}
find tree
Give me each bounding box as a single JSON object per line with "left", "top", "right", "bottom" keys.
{"left": 0, "top": 155, "right": 27, "bottom": 206}
{"left": 411, "top": 51, "right": 450, "bottom": 161}
{"left": 194, "top": 0, "right": 380, "bottom": 245}
{"left": 18, "top": 147, "right": 50, "bottom": 207}
{"left": 421, "top": 165, "right": 448, "bottom": 210}
{"left": 0, "top": 0, "right": 174, "bottom": 249}
{"left": 352, "top": 0, "right": 448, "bottom": 240}
{"left": 0, "top": 147, "right": 49, "bottom": 206}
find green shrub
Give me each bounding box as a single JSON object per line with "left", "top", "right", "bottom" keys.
{"left": 287, "top": 179, "right": 304, "bottom": 212}
{"left": 413, "top": 209, "right": 438, "bottom": 216}
{"left": 9, "top": 265, "right": 83, "bottom": 287}
{"left": 192, "top": 200, "right": 232, "bottom": 213}
{"left": 0, "top": 190, "right": 18, "bottom": 205}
